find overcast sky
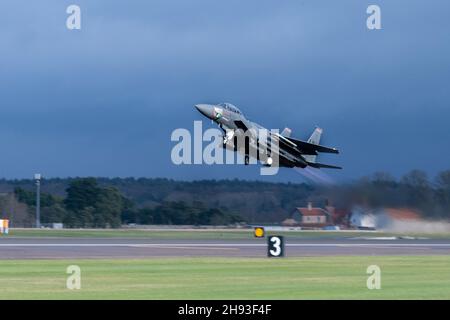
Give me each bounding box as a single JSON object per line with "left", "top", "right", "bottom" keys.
{"left": 0, "top": 0, "right": 449, "bottom": 182}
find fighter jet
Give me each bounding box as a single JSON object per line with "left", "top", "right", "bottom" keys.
{"left": 195, "top": 103, "right": 341, "bottom": 169}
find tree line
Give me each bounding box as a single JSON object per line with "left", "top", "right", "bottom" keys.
{"left": 11, "top": 178, "right": 242, "bottom": 228}
{"left": 325, "top": 170, "right": 450, "bottom": 219}
{"left": 1, "top": 169, "right": 449, "bottom": 227}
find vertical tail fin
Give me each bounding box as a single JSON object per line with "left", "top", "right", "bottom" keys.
{"left": 281, "top": 127, "right": 292, "bottom": 137}
{"left": 303, "top": 127, "right": 323, "bottom": 163}
{"left": 307, "top": 127, "right": 322, "bottom": 145}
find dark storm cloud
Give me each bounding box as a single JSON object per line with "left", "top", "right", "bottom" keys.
{"left": 0, "top": 0, "right": 449, "bottom": 180}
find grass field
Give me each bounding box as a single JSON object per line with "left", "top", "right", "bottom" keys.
{"left": 6, "top": 228, "right": 450, "bottom": 240}
{"left": 1, "top": 256, "right": 449, "bottom": 299}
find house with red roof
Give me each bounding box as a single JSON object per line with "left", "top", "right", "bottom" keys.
{"left": 291, "top": 202, "right": 330, "bottom": 228}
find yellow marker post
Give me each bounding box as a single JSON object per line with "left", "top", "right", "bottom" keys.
{"left": 0, "top": 219, "right": 9, "bottom": 235}
{"left": 254, "top": 227, "right": 265, "bottom": 238}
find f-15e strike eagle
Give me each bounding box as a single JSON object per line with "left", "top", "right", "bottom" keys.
{"left": 195, "top": 103, "right": 341, "bottom": 170}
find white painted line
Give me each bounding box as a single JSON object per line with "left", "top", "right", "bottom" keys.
{"left": 0, "top": 243, "right": 449, "bottom": 248}
{"left": 130, "top": 245, "right": 238, "bottom": 251}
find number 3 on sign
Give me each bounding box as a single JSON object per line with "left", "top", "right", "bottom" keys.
{"left": 268, "top": 236, "right": 284, "bottom": 257}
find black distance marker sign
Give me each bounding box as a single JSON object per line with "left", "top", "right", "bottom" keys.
{"left": 267, "top": 235, "right": 285, "bottom": 257}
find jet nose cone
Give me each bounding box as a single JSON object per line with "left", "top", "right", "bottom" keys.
{"left": 195, "top": 104, "right": 215, "bottom": 119}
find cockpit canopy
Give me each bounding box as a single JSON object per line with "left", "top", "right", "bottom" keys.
{"left": 218, "top": 103, "right": 242, "bottom": 115}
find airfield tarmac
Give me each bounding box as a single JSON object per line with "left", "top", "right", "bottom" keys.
{"left": 1, "top": 237, "right": 450, "bottom": 259}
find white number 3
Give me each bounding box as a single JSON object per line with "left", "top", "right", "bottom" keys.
{"left": 270, "top": 237, "right": 282, "bottom": 256}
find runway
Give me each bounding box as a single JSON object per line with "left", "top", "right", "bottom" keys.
{"left": 1, "top": 237, "right": 450, "bottom": 259}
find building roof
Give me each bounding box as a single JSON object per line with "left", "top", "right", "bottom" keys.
{"left": 295, "top": 207, "right": 329, "bottom": 217}
{"left": 383, "top": 208, "right": 421, "bottom": 220}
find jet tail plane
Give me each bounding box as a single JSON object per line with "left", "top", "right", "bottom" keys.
{"left": 302, "top": 127, "right": 323, "bottom": 163}
{"left": 302, "top": 127, "right": 342, "bottom": 169}
{"left": 307, "top": 162, "right": 342, "bottom": 169}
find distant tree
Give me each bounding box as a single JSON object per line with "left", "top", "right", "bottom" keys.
{"left": 401, "top": 170, "right": 429, "bottom": 189}
{"left": 14, "top": 187, "right": 35, "bottom": 205}
{"left": 136, "top": 208, "right": 154, "bottom": 224}
{"left": 64, "top": 178, "right": 100, "bottom": 212}
{"left": 131, "top": 201, "right": 242, "bottom": 226}
{"left": 63, "top": 178, "right": 124, "bottom": 228}
{"left": 120, "top": 197, "right": 138, "bottom": 224}
{"left": 371, "top": 171, "right": 396, "bottom": 185}
{"left": 14, "top": 187, "right": 59, "bottom": 207}
{"left": 78, "top": 206, "right": 95, "bottom": 228}
{"left": 436, "top": 170, "right": 450, "bottom": 217}
{"left": 401, "top": 170, "right": 434, "bottom": 215}
{"left": 93, "top": 187, "right": 123, "bottom": 228}
{"left": 436, "top": 170, "right": 450, "bottom": 190}
{"left": 0, "top": 193, "right": 32, "bottom": 227}
{"left": 41, "top": 203, "right": 67, "bottom": 224}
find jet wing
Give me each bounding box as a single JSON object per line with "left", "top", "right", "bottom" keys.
{"left": 285, "top": 137, "right": 339, "bottom": 154}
